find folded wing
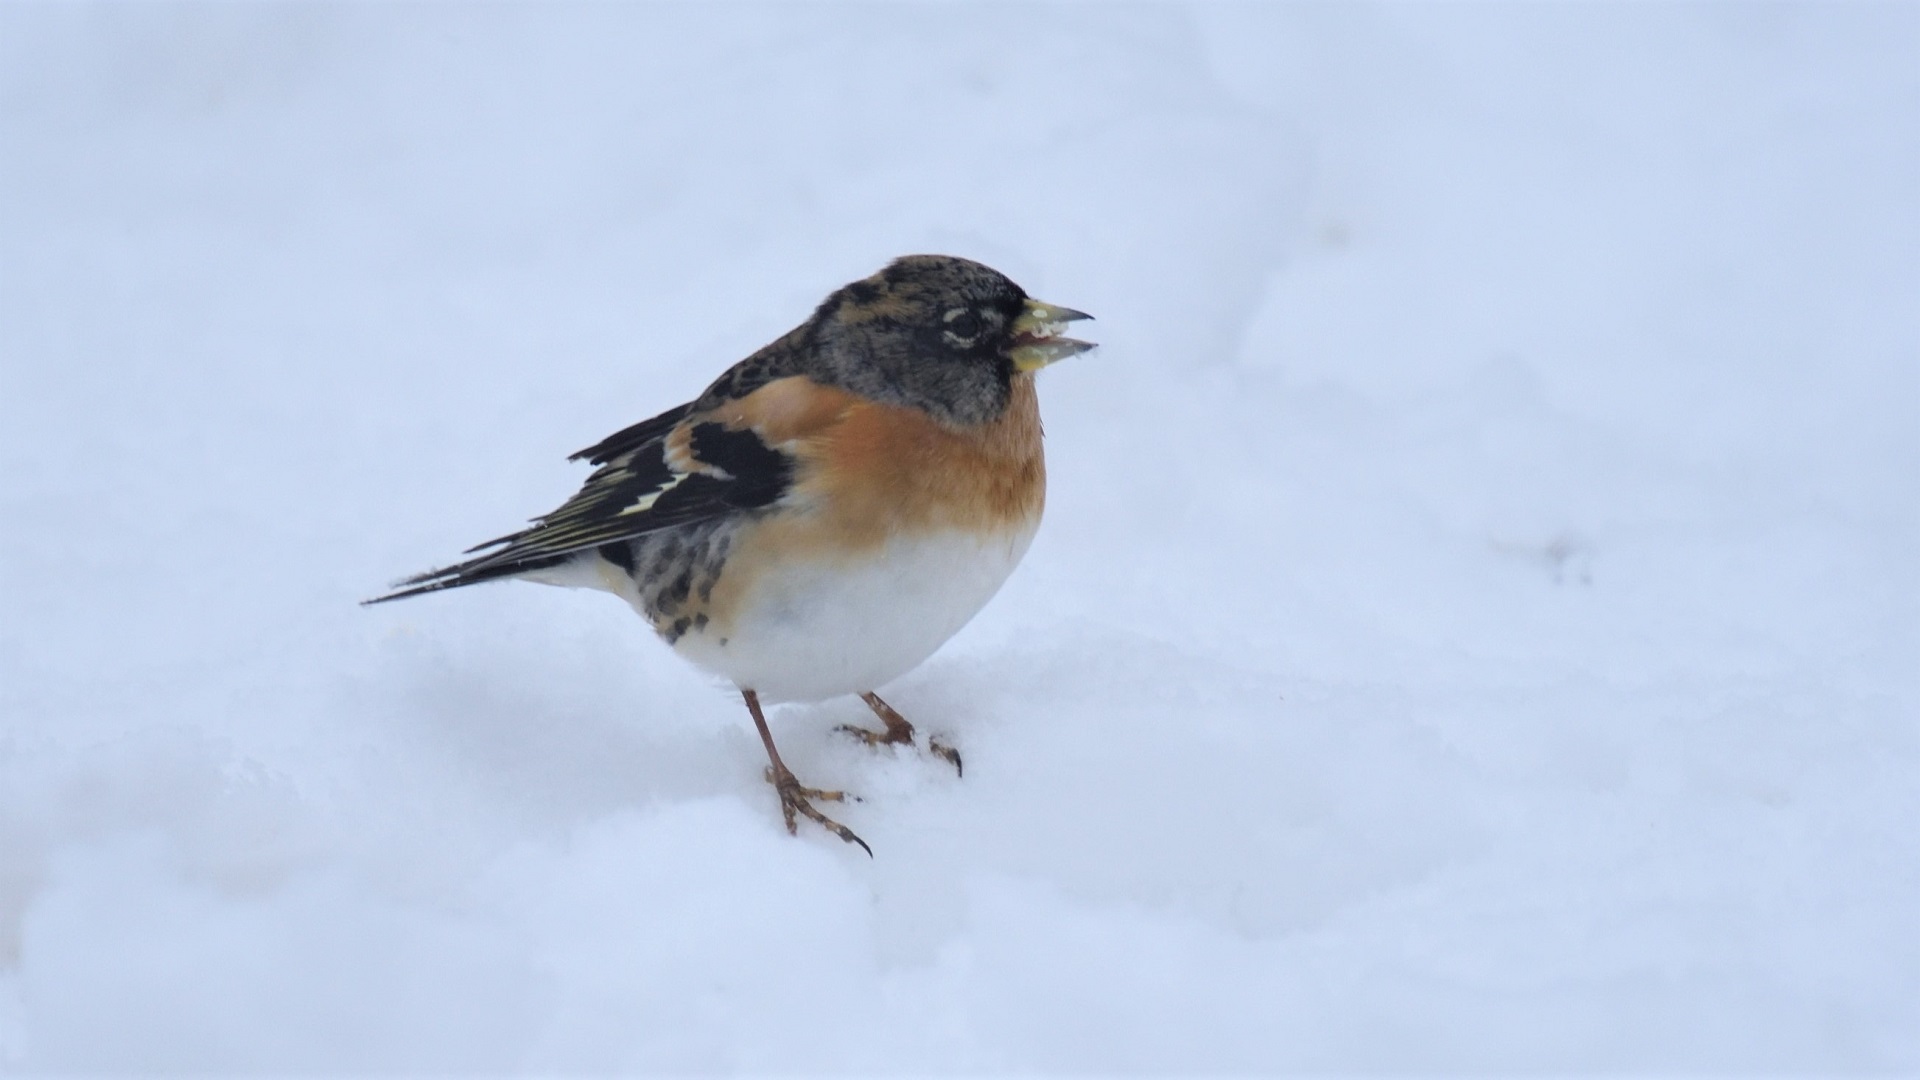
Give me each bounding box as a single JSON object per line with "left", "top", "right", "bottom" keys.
{"left": 364, "top": 401, "right": 797, "bottom": 604}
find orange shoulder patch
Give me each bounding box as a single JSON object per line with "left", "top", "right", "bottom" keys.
{"left": 710, "top": 376, "right": 862, "bottom": 445}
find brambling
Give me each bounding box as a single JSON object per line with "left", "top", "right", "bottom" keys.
{"left": 369, "top": 255, "right": 1094, "bottom": 852}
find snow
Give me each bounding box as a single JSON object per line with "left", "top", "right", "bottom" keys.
{"left": 2, "top": 2, "right": 1916, "bottom": 1070}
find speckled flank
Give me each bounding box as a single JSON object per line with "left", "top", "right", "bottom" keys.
{"left": 602, "top": 521, "right": 737, "bottom": 645}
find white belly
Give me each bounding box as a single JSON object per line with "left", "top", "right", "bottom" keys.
{"left": 673, "top": 523, "right": 1038, "bottom": 703}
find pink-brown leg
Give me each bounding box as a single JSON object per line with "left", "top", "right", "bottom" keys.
{"left": 742, "top": 689, "right": 869, "bottom": 855}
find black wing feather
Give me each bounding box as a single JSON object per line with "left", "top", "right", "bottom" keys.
{"left": 568, "top": 402, "right": 694, "bottom": 465}
{"left": 364, "top": 409, "right": 793, "bottom": 605}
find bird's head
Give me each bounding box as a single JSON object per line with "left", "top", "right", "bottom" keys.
{"left": 805, "top": 255, "right": 1094, "bottom": 427}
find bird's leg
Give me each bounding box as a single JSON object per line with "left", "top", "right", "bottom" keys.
{"left": 837, "top": 691, "right": 963, "bottom": 778}
{"left": 741, "top": 689, "right": 870, "bottom": 856}
{"left": 841, "top": 691, "right": 915, "bottom": 747}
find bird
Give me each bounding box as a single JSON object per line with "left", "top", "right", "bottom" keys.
{"left": 366, "top": 255, "right": 1094, "bottom": 853}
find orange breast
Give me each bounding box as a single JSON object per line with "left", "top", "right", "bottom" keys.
{"left": 800, "top": 374, "right": 1045, "bottom": 546}
{"left": 695, "top": 375, "right": 1046, "bottom": 629}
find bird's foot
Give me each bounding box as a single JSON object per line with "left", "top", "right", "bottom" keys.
{"left": 763, "top": 765, "right": 869, "bottom": 856}
{"left": 835, "top": 722, "right": 964, "bottom": 778}
{"left": 833, "top": 720, "right": 909, "bottom": 749}
{"left": 836, "top": 692, "right": 965, "bottom": 777}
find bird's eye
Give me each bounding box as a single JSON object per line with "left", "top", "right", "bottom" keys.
{"left": 943, "top": 309, "right": 982, "bottom": 343}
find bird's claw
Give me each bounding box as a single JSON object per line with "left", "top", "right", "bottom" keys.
{"left": 763, "top": 765, "right": 870, "bottom": 856}
{"left": 835, "top": 723, "right": 964, "bottom": 778}
{"left": 927, "top": 736, "right": 964, "bottom": 778}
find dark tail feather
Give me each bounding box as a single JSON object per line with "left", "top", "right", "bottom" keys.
{"left": 361, "top": 553, "right": 565, "bottom": 606}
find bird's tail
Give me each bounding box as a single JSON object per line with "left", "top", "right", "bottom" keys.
{"left": 361, "top": 551, "right": 566, "bottom": 605}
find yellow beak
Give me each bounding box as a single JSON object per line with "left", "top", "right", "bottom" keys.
{"left": 1010, "top": 298, "right": 1096, "bottom": 372}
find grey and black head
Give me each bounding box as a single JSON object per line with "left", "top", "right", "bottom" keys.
{"left": 802, "top": 255, "right": 1093, "bottom": 427}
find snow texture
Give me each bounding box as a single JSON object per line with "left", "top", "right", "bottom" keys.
{"left": 2, "top": 2, "right": 1915, "bottom": 1071}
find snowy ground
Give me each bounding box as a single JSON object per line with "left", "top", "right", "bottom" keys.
{"left": 2, "top": 2, "right": 1916, "bottom": 1072}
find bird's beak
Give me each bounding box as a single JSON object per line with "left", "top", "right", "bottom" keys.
{"left": 1010, "top": 298, "right": 1096, "bottom": 372}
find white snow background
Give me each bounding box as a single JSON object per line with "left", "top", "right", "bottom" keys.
{"left": 2, "top": 2, "right": 1916, "bottom": 1072}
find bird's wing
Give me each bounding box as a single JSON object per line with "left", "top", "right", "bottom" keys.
{"left": 364, "top": 377, "right": 856, "bottom": 604}
{"left": 566, "top": 401, "right": 693, "bottom": 466}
